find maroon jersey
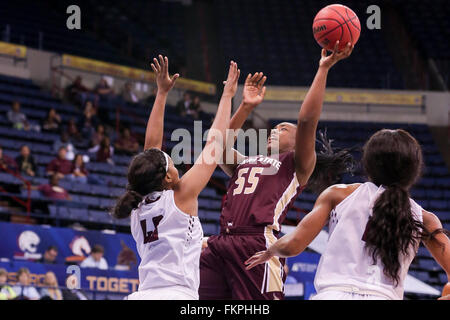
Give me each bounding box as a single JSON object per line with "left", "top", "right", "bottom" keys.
{"left": 220, "top": 151, "right": 304, "bottom": 232}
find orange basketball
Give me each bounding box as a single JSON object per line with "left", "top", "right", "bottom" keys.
{"left": 443, "top": 283, "right": 450, "bottom": 296}
{"left": 312, "top": 4, "right": 361, "bottom": 51}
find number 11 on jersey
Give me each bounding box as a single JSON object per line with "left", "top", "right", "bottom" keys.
{"left": 140, "top": 215, "right": 163, "bottom": 244}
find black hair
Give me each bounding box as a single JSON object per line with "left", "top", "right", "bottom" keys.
{"left": 362, "top": 129, "right": 449, "bottom": 286}
{"left": 306, "top": 129, "right": 357, "bottom": 194}
{"left": 46, "top": 245, "right": 58, "bottom": 252}
{"left": 72, "top": 154, "right": 85, "bottom": 169}
{"left": 112, "top": 149, "right": 168, "bottom": 219}
{"left": 91, "top": 244, "right": 104, "bottom": 254}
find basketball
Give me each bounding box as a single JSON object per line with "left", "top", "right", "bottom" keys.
{"left": 313, "top": 4, "right": 361, "bottom": 51}
{"left": 443, "top": 283, "right": 450, "bottom": 296}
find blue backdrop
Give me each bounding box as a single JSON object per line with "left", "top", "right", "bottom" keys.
{"left": 0, "top": 221, "right": 140, "bottom": 268}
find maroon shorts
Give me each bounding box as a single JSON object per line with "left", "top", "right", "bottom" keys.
{"left": 199, "top": 227, "right": 286, "bottom": 300}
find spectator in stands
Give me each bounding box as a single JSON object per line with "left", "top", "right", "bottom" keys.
{"left": 66, "top": 117, "right": 82, "bottom": 142}
{"left": 0, "top": 145, "right": 18, "bottom": 173}
{"left": 91, "top": 124, "right": 106, "bottom": 148}
{"left": 78, "top": 101, "right": 99, "bottom": 139}
{"left": 61, "top": 274, "right": 89, "bottom": 300}
{"left": 95, "top": 77, "right": 117, "bottom": 111}
{"left": 37, "top": 245, "right": 58, "bottom": 264}
{"left": 70, "top": 154, "right": 88, "bottom": 184}
{"left": 7, "top": 101, "right": 29, "bottom": 131}
{"left": 190, "top": 95, "right": 202, "bottom": 119}
{"left": 66, "top": 76, "right": 98, "bottom": 108}
{"left": 114, "top": 127, "right": 139, "bottom": 154}
{"left": 53, "top": 131, "right": 77, "bottom": 161}
{"left": 80, "top": 244, "right": 108, "bottom": 270}
{"left": 89, "top": 136, "right": 114, "bottom": 164}
{"left": 95, "top": 77, "right": 114, "bottom": 97}
{"left": 41, "top": 108, "right": 62, "bottom": 133}
{"left": 40, "top": 271, "right": 62, "bottom": 300}
{"left": 122, "top": 81, "right": 139, "bottom": 104}
{"left": 175, "top": 92, "right": 192, "bottom": 116}
{"left": 12, "top": 268, "right": 40, "bottom": 300}
{"left": 47, "top": 146, "right": 73, "bottom": 178}
{"left": 114, "top": 241, "right": 137, "bottom": 271}
{"left": 15, "top": 145, "right": 37, "bottom": 177}
{"left": 0, "top": 268, "right": 17, "bottom": 300}
{"left": 37, "top": 174, "right": 71, "bottom": 201}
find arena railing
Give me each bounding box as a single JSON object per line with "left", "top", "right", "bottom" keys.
{"left": 0, "top": 166, "right": 32, "bottom": 219}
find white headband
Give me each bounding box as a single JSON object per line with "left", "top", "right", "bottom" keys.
{"left": 161, "top": 150, "right": 170, "bottom": 173}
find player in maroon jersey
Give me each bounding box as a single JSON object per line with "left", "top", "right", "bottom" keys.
{"left": 199, "top": 41, "right": 355, "bottom": 300}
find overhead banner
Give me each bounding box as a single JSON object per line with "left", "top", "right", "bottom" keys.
{"left": 265, "top": 88, "right": 423, "bottom": 106}
{"left": 0, "top": 41, "right": 27, "bottom": 59}
{"left": 62, "top": 54, "right": 216, "bottom": 95}
{"left": 0, "top": 221, "right": 140, "bottom": 270}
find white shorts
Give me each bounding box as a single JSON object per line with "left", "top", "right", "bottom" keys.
{"left": 126, "top": 286, "right": 198, "bottom": 300}
{"left": 310, "top": 290, "right": 389, "bottom": 300}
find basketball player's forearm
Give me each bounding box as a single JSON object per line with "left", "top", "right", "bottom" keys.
{"left": 268, "top": 233, "right": 307, "bottom": 258}
{"left": 230, "top": 101, "right": 253, "bottom": 132}
{"left": 144, "top": 91, "right": 168, "bottom": 150}
{"left": 218, "top": 101, "right": 251, "bottom": 171}
{"left": 297, "top": 66, "right": 328, "bottom": 125}
{"left": 209, "top": 95, "right": 232, "bottom": 141}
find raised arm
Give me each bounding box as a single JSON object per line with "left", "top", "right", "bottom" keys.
{"left": 245, "top": 184, "right": 352, "bottom": 270}
{"left": 175, "top": 62, "right": 240, "bottom": 212}
{"left": 219, "top": 72, "right": 267, "bottom": 176}
{"left": 422, "top": 210, "right": 450, "bottom": 289}
{"left": 144, "top": 55, "right": 179, "bottom": 150}
{"left": 294, "top": 42, "right": 353, "bottom": 186}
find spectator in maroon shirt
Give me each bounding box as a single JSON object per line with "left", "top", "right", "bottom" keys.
{"left": 91, "top": 124, "right": 105, "bottom": 148}
{"left": 46, "top": 147, "right": 73, "bottom": 179}
{"left": 89, "top": 136, "right": 114, "bottom": 164}
{"left": 66, "top": 76, "right": 98, "bottom": 108}
{"left": 0, "top": 146, "right": 18, "bottom": 173}
{"left": 70, "top": 154, "right": 88, "bottom": 184}
{"left": 114, "top": 127, "right": 139, "bottom": 155}
{"left": 37, "top": 174, "right": 71, "bottom": 201}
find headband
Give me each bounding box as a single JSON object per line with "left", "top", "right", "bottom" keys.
{"left": 161, "top": 150, "right": 170, "bottom": 173}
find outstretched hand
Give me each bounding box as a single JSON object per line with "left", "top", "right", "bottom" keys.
{"left": 151, "top": 55, "right": 180, "bottom": 94}
{"left": 222, "top": 61, "right": 240, "bottom": 98}
{"left": 244, "top": 250, "right": 274, "bottom": 270}
{"left": 242, "top": 72, "right": 267, "bottom": 108}
{"left": 319, "top": 41, "right": 354, "bottom": 70}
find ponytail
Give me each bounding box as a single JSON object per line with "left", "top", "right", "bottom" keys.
{"left": 365, "top": 185, "right": 450, "bottom": 286}
{"left": 307, "top": 130, "right": 356, "bottom": 194}
{"left": 112, "top": 190, "right": 143, "bottom": 219}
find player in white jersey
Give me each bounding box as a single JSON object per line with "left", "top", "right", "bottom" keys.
{"left": 112, "top": 55, "right": 241, "bottom": 299}
{"left": 246, "top": 129, "right": 450, "bottom": 300}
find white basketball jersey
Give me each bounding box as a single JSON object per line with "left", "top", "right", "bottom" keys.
{"left": 130, "top": 190, "right": 203, "bottom": 298}
{"left": 314, "top": 182, "right": 423, "bottom": 300}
